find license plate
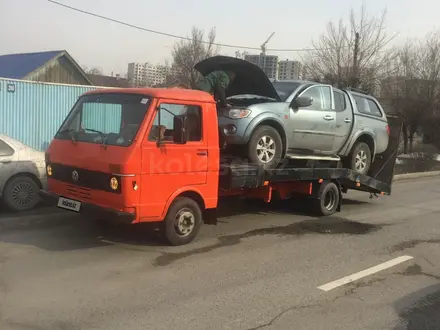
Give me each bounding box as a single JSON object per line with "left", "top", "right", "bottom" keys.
{"left": 57, "top": 197, "right": 81, "bottom": 212}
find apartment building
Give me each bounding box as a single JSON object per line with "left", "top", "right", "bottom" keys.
{"left": 277, "top": 60, "right": 301, "bottom": 80}
{"left": 127, "top": 62, "right": 181, "bottom": 87}
{"left": 244, "top": 54, "right": 278, "bottom": 80}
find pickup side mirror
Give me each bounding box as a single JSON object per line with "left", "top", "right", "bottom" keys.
{"left": 172, "top": 115, "right": 187, "bottom": 144}
{"left": 291, "top": 96, "right": 313, "bottom": 109}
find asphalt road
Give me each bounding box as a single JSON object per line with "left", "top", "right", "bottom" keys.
{"left": 1, "top": 177, "right": 440, "bottom": 330}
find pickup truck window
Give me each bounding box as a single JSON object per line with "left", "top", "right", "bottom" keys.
{"left": 353, "top": 95, "right": 383, "bottom": 117}
{"left": 334, "top": 91, "right": 346, "bottom": 112}
{"left": 0, "top": 139, "right": 14, "bottom": 157}
{"left": 149, "top": 104, "right": 202, "bottom": 142}
{"left": 300, "top": 86, "right": 324, "bottom": 110}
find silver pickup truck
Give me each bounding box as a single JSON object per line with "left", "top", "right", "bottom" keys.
{"left": 195, "top": 56, "right": 390, "bottom": 174}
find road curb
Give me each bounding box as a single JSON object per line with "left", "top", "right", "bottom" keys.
{"left": 393, "top": 170, "right": 440, "bottom": 181}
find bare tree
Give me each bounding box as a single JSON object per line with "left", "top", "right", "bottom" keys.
{"left": 235, "top": 50, "right": 249, "bottom": 59}
{"left": 381, "top": 30, "right": 440, "bottom": 152}
{"left": 86, "top": 67, "right": 103, "bottom": 75}
{"left": 302, "top": 5, "right": 394, "bottom": 93}
{"left": 172, "top": 26, "right": 219, "bottom": 88}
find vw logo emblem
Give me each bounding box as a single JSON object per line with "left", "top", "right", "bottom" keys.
{"left": 72, "top": 170, "right": 79, "bottom": 182}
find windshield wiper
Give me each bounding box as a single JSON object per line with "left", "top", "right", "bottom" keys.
{"left": 83, "top": 128, "right": 108, "bottom": 149}
{"left": 58, "top": 128, "right": 77, "bottom": 143}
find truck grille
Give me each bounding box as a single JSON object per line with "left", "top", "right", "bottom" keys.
{"left": 49, "top": 163, "right": 122, "bottom": 194}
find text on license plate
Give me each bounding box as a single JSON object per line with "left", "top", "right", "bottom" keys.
{"left": 57, "top": 197, "right": 81, "bottom": 212}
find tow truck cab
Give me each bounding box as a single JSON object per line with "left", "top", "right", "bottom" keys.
{"left": 41, "top": 88, "right": 221, "bottom": 230}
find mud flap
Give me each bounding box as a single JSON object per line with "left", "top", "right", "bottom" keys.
{"left": 203, "top": 208, "right": 218, "bottom": 225}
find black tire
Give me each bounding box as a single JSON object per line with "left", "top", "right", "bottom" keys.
{"left": 348, "top": 142, "right": 372, "bottom": 175}
{"left": 313, "top": 181, "right": 340, "bottom": 216}
{"left": 247, "top": 125, "right": 283, "bottom": 169}
{"left": 161, "top": 197, "right": 203, "bottom": 246}
{"left": 3, "top": 175, "right": 41, "bottom": 212}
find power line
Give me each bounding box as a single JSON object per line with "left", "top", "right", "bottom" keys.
{"left": 47, "top": 0, "right": 323, "bottom": 52}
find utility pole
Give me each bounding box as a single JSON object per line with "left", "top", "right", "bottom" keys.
{"left": 352, "top": 32, "right": 360, "bottom": 86}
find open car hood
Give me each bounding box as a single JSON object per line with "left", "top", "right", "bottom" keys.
{"left": 194, "top": 55, "right": 281, "bottom": 101}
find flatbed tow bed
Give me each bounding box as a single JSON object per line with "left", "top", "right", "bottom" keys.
{"left": 211, "top": 114, "right": 402, "bottom": 220}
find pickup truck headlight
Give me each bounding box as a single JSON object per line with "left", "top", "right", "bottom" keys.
{"left": 225, "top": 109, "right": 251, "bottom": 119}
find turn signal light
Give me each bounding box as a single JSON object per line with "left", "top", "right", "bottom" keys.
{"left": 386, "top": 125, "right": 390, "bottom": 136}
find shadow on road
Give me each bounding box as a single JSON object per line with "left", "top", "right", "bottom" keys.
{"left": 0, "top": 197, "right": 376, "bottom": 252}
{"left": 393, "top": 281, "right": 440, "bottom": 329}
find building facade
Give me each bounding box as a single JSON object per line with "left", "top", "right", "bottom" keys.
{"left": 127, "top": 62, "right": 181, "bottom": 87}
{"left": 277, "top": 60, "right": 301, "bottom": 80}
{"left": 244, "top": 54, "right": 279, "bottom": 80}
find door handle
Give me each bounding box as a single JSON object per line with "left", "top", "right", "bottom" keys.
{"left": 197, "top": 150, "right": 208, "bottom": 156}
{"left": 323, "top": 115, "right": 334, "bottom": 121}
{"left": 344, "top": 118, "right": 352, "bottom": 123}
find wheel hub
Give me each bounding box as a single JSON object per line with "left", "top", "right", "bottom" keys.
{"left": 324, "top": 189, "right": 336, "bottom": 211}
{"left": 256, "top": 135, "right": 276, "bottom": 163}
{"left": 11, "top": 182, "right": 34, "bottom": 207}
{"left": 175, "top": 209, "right": 195, "bottom": 237}
{"left": 355, "top": 150, "right": 367, "bottom": 172}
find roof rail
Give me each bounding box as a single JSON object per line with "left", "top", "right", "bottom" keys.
{"left": 344, "top": 86, "right": 369, "bottom": 95}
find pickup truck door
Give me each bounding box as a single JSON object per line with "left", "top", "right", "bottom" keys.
{"left": 332, "top": 90, "right": 354, "bottom": 153}
{"left": 289, "top": 84, "right": 335, "bottom": 153}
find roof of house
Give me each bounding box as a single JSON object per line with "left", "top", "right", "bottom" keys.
{"left": 88, "top": 74, "right": 130, "bottom": 88}
{"left": 0, "top": 50, "right": 93, "bottom": 84}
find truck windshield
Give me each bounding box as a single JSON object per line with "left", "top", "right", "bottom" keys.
{"left": 55, "top": 93, "right": 150, "bottom": 147}
{"left": 271, "top": 82, "right": 301, "bottom": 101}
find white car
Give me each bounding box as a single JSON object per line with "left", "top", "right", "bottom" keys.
{"left": 0, "top": 134, "right": 47, "bottom": 212}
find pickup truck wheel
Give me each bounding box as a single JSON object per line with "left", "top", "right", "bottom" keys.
{"left": 248, "top": 125, "right": 282, "bottom": 169}
{"left": 162, "top": 197, "right": 202, "bottom": 246}
{"left": 349, "top": 142, "right": 372, "bottom": 175}
{"left": 3, "top": 175, "right": 41, "bottom": 212}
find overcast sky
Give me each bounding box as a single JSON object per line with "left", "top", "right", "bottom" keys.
{"left": 1, "top": 0, "right": 439, "bottom": 75}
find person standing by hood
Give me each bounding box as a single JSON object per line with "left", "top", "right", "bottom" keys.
{"left": 195, "top": 70, "right": 236, "bottom": 107}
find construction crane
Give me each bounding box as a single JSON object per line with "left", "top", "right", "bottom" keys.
{"left": 261, "top": 32, "right": 275, "bottom": 55}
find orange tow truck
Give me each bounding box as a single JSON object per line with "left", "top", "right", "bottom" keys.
{"left": 39, "top": 88, "right": 401, "bottom": 245}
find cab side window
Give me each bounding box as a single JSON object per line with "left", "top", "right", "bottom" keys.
{"left": 298, "top": 86, "right": 327, "bottom": 111}
{"left": 334, "top": 90, "right": 347, "bottom": 112}
{"left": 148, "top": 103, "right": 202, "bottom": 142}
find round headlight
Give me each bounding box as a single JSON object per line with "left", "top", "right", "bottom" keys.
{"left": 47, "top": 165, "right": 52, "bottom": 176}
{"left": 110, "top": 177, "right": 118, "bottom": 190}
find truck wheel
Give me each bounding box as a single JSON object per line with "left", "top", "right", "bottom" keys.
{"left": 247, "top": 125, "right": 283, "bottom": 169}
{"left": 3, "top": 175, "right": 41, "bottom": 212}
{"left": 162, "top": 197, "right": 203, "bottom": 246}
{"left": 313, "top": 181, "right": 340, "bottom": 216}
{"left": 348, "top": 142, "right": 371, "bottom": 175}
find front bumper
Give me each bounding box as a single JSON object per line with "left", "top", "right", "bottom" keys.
{"left": 218, "top": 116, "right": 252, "bottom": 145}
{"left": 38, "top": 190, "right": 136, "bottom": 225}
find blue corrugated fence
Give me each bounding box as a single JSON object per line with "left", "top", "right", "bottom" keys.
{"left": 0, "top": 78, "right": 107, "bottom": 151}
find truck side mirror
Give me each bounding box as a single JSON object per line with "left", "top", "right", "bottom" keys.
{"left": 291, "top": 96, "right": 313, "bottom": 109}
{"left": 172, "top": 115, "right": 187, "bottom": 144}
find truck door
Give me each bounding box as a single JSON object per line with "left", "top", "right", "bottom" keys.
{"left": 290, "top": 84, "right": 335, "bottom": 153}
{"left": 139, "top": 100, "right": 208, "bottom": 219}
{"left": 332, "top": 89, "right": 354, "bottom": 153}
